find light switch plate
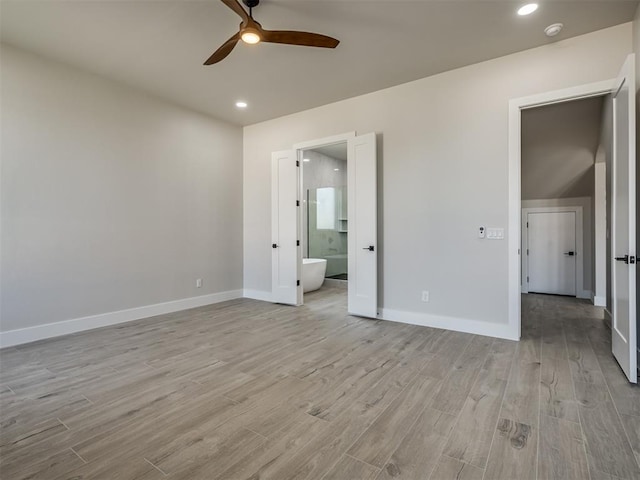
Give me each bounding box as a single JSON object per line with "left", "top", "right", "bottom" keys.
{"left": 486, "top": 228, "right": 504, "bottom": 240}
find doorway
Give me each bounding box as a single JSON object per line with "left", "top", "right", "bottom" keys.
{"left": 301, "top": 143, "right": 348, "bottom": 283}
{"left": 508, "top": 55, "right": 637, "bottom": 383}
{"left": 271, "top": 132, "right": 378, "bottom": 318}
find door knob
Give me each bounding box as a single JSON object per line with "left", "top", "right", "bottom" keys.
{"left": 615, "top": 255, "right": 629, "bottom": 264}
{"left": 272, "top": 244, "right": 278, "bottom": 249}
{"left": 564, "top": 251, "right": 575, "bottom": 256}
{"left": 362, "top": 245, "right": 375, "bottom": 251}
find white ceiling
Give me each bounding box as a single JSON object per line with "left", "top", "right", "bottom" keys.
{"left": 1, "top": 1, "right": 637, "bottom": 126}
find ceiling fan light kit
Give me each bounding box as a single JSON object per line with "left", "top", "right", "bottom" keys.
{"left": 204, "top": 0, "right": 340, "bottom": 65}
{"left": 240, "top": 27, "right": 261, "bottom": 44}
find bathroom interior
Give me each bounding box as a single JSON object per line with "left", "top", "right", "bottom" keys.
{"left": 301, "top": 142, "right": 348, "bottom": 294}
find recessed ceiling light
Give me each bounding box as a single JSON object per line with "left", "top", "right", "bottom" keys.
{"left": 517, "top": 3, "right": 538, "bottom": 15}
{"left": 544, "top": 23, "right": 564, "bottom": 37}
{"left": 303, "top": 158, "right": 311, "bottom": 162}
{"left": 334, "top": 168, "right": 340, "bottom": 171}
{"left": 235, "top": 101, "right": 248, "bottom": 108}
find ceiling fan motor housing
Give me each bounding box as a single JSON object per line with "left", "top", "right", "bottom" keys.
{"left": 242, "top": 0, "right": 260, "bottom": 8}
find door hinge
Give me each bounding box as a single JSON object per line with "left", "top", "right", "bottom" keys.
{"left": 527, "top": 249, "right": 529, "bottom": 255}
{"left": 526, "top": 222, "right": 529, "bottom": 228}
{"left": 296, "top": 200, "right": 300, "bottom": 207}
{"left": 527, "top": 276, "right": 529, "bottom": 283}
{"left": 296, "top": 160, "right": 300, "bottom": 167}
{"left": 296, "top": 280, "right": 300, "bottom": 286}
{"left": 296, "top": 240, "right": 300, "bottom": 246}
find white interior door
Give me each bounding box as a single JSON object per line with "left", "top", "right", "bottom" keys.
{"left": 271, "top": 150, "right": 301, "bottom": 305}
{"left": 611, "top": 54, "right": 637, "bottom": 383}
{"left": 347, "top": 133, "right": 377, "bottom": 317}
{"left": 527, "top": 211, "right": 576, "bottom": 296}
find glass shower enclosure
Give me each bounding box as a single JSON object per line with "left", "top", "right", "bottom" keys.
{"left": 307, "top": 186, "right": 348, "bottom": 279}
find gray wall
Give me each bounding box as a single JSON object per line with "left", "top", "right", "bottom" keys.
{"left": 243, "top": 24, "right": 631, "bottom": 329}
{"left": 1, "top": 44, "right": 244, "bottom": 333}
{"left": 521, "top": 97, "right": 604, "bottom": 200}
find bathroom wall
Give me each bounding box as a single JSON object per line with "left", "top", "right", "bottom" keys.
{"left": 302, "top": 149, "right": 347, "bottom": 276}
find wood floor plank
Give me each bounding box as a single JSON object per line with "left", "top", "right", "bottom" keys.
{"left": 0, "top": 447, "right": 85, "bottom": 480}
{"left": 58, "top": 456, "right": 165, "bottom": 480}
{"left": 428, "top": 455, "right": 484, "bottom": 480}
{"left": 377, "top": 407, "right": 455, "bottom": 480}
{"left": 420, "top": 330, "right": 474, "bottom": 380}
{"left": 574, "top": 381, "right": 640, "bottom": 479}
{"left": 347, "top": 374, "right": 442, "bottom": 468}
{"left": 537, "top": 413, "right": 590, "bottom": 480}
{"left": 540, "top": 354, "right": 580, "bottom": 423}
{"left": 431, "top": 336, "right": 494, "bottom": 416}
{"left": 441, "top": 338, "right": 516, "bottom": 469}
{"left": 619, "top": 414, "right": 640, "bottom": 468}
{"left": 483, "top": 418, "right": 537, "bottom": 480}
{"left": 211, "top": 413, "right": 328, "bottom": 480}
{"left": 323, "top": 454, "right": 380, "bottom": 480}
{"left": 564, "top": 321, "right": 607, "bottom": 386}
{"left": 500, "top": 337, "right": 541, "bottom": 426}
{"left": 442, "top": 371, "right": 508, "bottom": 469}
{"left": 263, "top": 399, "right": 397, "bottom": 480}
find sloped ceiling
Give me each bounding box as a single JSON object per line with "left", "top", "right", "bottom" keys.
{"left": 522, "top": 96, "right": 605, "bottom": 200}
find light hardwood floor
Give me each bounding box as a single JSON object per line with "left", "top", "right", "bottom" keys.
{"left": 1, "top": 288, "right": 639, "bottom": 480}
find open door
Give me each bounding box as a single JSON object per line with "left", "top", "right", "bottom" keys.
{"left": 271, "top": 150, "right": 302, "bottom": 305}
{"left": 611, "top": 54, "right": 637, "bottom": 383}
{"left": 347, "top": 133, "right": 377, "bottom": 318}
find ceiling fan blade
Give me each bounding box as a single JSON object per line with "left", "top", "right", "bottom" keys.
{"left": 261, "top": 30, "right": 339, "bottom": 48}
{"left": 204, "top": 32, "right": 240, "bottom": 65}
{"left": 221, "top": 0, "right": 249, "bottom": 22}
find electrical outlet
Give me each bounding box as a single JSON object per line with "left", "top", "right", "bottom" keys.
{"left": 421, "top": 290, "right": 429, "bottom": 302}
{"left": 196, "top": 278, "right": 203, "bottom": 288}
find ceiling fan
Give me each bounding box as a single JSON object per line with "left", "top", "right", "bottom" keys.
{"left": 204, "top": 0, "right": 340, "bottom": 65}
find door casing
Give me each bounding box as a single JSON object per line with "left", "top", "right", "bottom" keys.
{"left": 290, "top": 132, "right": 378, "bottom": 318}
{"left": 508, "top": 79, "right": 615, "bottom": 340}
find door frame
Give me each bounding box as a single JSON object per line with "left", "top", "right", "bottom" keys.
{"left": 508, "top": 79, "right": 614, "bottom": 339}
{"left": 521, "top": 206, "right": 584, "bottom": 297}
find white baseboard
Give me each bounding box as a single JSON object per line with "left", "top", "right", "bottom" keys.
{"left": 242, "top": 289, "right": 272, "bottom": 302}
{"left": 0, "top": 290, "right": 243, "bottom": 349}
{"left": 593, "top": 295, "right": 606, "bottom": 307}
{"left": 578, "top": 289, "right": 592, "bottom": 300}
{"left": 379, "top": 308, "right": 518, "bottom": 341}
